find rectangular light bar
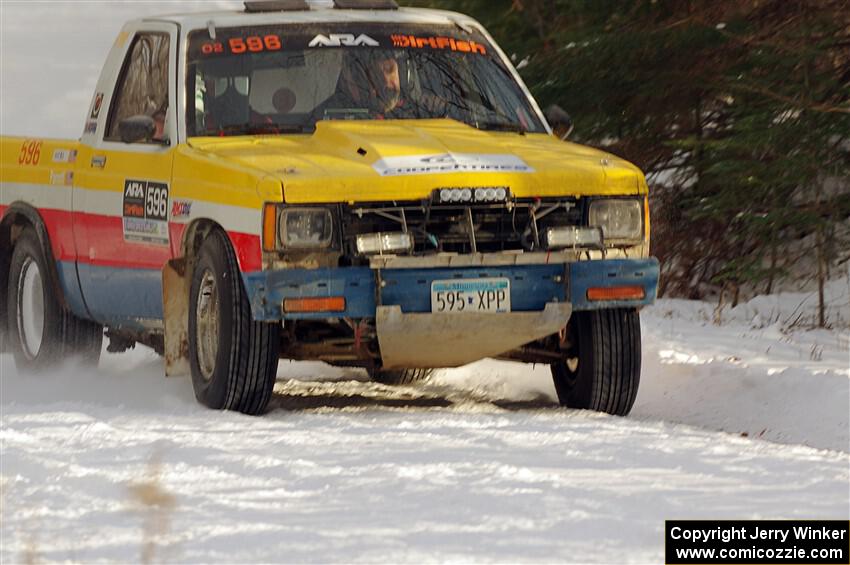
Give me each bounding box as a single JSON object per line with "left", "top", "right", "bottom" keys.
{"left": 244, "top": 0, "right": 310, "bottom": 12}
{"left": 436, "top": 187, "right": 509, "bottom": 204}
{"left": 284, "top": 297, "right": 346, "bottom": 313}
{"left": 333, "top": 0, "right": 398, "bottom": 9}
{"left": 586, "top": 286, "right": 646, "bottom": 301}
{"left": 544, "top": 226, "right": 603, "bottom": 249}
{"left": 356, "top": 232, "right": 413, "bottom": 255}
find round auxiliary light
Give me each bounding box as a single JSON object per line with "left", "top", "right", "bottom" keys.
{"left": 440, "top": 189, "right": 452, "bottom": 202}
{"left": 474, "top": 188, "right": 486, "bottom": 201}
{"left": 494, "top": 187, "right": 507, "bottom": 200}
{"left": 485, "top": 188, "right": 497, "bottom": 200}
{"left": 460, "top": 188, "right": 472, "bottom": 202}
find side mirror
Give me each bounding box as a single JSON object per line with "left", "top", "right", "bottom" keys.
{"left": 118, "top": 115, "right": 156, "bottom": 144}
{"left": 545, "top": 105, "right": 574, "bottom": 140}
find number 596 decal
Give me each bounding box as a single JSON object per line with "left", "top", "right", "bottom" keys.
{"left": 18, "top": 140, "right": 43, "bottom": 166}
{"left": 200, "top": 34, "right": 282, "bottom": 56}
{"left": 122, "top": 179, "right": 170, "bottom": 246}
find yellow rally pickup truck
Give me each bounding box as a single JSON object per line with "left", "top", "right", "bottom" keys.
{"left": 1, "top": 0, "right": 658, "bottom": 415}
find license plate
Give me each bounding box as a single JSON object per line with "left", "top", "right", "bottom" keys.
{"left": 430, "top": 278, "right": 511, "bottom": 313}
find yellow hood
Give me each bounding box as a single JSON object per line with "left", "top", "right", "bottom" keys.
{"left": 188, "top": 119, "right": 645, "bottom": 204}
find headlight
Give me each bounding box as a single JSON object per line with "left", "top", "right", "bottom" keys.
{"left": 356, "top": 232, "right": 413, "bottom": 255}
{"left": 588, "top": 199, "right": 643, "bottom": 242}
{"left": 544, "top": 226, "right": 603, "bottom": 249}
{"left": 279, "top": 208, "right": 333, "bottom": 248}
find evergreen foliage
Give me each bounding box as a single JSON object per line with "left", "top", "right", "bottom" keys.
{"left": 407, "top": 0, "right": 850, "bottom": 318}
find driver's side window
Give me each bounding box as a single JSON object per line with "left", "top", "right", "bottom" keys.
{"left": 105, "top": 32, "right": 170, "bottom": 142}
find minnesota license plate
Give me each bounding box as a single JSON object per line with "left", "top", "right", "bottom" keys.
{"left": 430, "top": 278, "right": 511, "bottom": 313}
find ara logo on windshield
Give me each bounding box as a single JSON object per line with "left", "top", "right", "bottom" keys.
{"left": 309, "top": 34, "right": 379, "bottom": 47}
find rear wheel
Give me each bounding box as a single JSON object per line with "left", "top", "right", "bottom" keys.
{"left": 369, "top": 368, "right": 433, "bottom": 386}
{"left": 550, "top": 309, "right": 641, "bottom": 416}
{"left": 7, "top": 227, "right": 102, "bottom": 371}
{"left": 188, "top": 229, "right": 280, "bottom": 415}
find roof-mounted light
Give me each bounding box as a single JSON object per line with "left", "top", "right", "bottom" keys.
{"left": 333, "top": 0, "right": 398, "bottom": 10}
{"left": 244, "top": 0, "right": 310, "bottom": 12}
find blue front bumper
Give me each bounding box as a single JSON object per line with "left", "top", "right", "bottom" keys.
{"left": 243, "top": 258, "right": 660, "bottom": 322}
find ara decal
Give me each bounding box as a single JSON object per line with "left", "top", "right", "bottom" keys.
{"left": 309, "top": 34, "right": 379, "bottom": 47}
{"left": 123, "top": 179, "right": 170, "bottom": 246}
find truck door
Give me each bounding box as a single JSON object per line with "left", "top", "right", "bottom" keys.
{"left": 73, "top": 24, "right": 178, "bottom": 326}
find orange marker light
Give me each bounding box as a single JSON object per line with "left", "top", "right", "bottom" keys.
{"left": 284, "top": 297, "right": 346, "bottom": 313}
{"left": 587, "top": 286, "right": 646, "bottom": 301}
{"left": 263, "top": 203, "right": 277, "bottom": 251}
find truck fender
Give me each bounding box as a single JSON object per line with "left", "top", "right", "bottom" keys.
{"left": 162, "top": 218, "right": 221, "bottom": 376}
{"left": 1, "top": 203, "right": 68, "bottom": 352}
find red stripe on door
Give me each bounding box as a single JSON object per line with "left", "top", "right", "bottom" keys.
{"left": 5, "top": 205, "right": 262, "bottom": 273}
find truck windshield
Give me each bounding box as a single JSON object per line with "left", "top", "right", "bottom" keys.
{"left": 186, "top": 23, "right": 545, "bottom": 136}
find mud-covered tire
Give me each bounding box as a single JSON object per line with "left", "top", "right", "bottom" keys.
{"left": 6, "top": 227, "right": 102, "bottom": 371}
{"left": 369, "top": 368, "right": 434, "bottom": 386}
{"left": 188, "top": 229, "right": 280, "bottom": 415}
{"left": 551, "top": 309, "right": 641, "bottom": 416}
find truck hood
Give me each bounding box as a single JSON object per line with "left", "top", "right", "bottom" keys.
{"left": 188, "top": 119, "right": 644, "bottom": 204}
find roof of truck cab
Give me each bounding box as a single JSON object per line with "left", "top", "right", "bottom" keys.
{"left": 136, "top": 4, "right": 479, "bottom": 31}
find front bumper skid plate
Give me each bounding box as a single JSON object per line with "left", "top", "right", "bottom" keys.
{"left": 376, "top": 302, "right": 572, "bottom": 369}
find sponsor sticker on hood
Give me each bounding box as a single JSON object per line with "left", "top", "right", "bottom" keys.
{"left": 372, "top": 153, "right": 534, "bottom": 177}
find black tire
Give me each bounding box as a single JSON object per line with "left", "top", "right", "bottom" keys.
{"left": 7, "top": 227, "right": 102, "bottom": 371}
{"left": 188, "top": 229, "right": 280, "bottom": 415}
{"left": 0, "top": 229, "right": 10, "bottom": 354}
{"left": 551, "top": 309, "right": 641, "bottom": 416}
{"left": 369, "top": 368, "right": 433, "bottom": 386}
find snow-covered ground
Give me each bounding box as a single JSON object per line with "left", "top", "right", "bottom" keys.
{"left": 2, "top": 288, "right": 848, "bottom": 563}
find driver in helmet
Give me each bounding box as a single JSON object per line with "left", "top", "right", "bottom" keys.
{"left": 316, "top": 50, "right": 406, "bottom": 119}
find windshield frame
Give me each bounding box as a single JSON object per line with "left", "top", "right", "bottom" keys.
{"left": 183, "top": 21, "right": 549, "bottom": 138}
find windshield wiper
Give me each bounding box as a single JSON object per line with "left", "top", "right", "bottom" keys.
{"left": 477, "top": 120, "right": 527, "bottom": 134}
{"left": 212, "top": 123, "right": 311, "bottom": 136}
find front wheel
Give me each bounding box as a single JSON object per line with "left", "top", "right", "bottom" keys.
{"left": 7, "top": 227, "right": 102, "bottom": 371}
{"left": 188, "top": 229, "right": 280, "bottom": 415}
{"left": 550, "top": 309, "right": 641, "bottom": 416}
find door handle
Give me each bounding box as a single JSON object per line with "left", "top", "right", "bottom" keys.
{"left": 91, "top": 155, "right": 107, "bottom": 168}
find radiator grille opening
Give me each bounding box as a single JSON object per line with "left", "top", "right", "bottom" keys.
{"left": 342, "top": 197, "right": 585, "bottom": 257}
